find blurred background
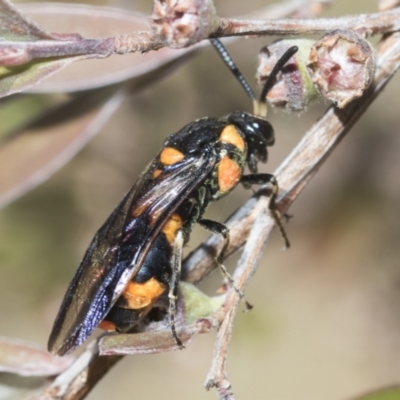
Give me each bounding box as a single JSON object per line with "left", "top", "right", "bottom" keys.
{"left": 2, "top": 0, "right": 400, "bottom": 399}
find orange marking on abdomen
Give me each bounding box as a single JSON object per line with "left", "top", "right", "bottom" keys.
{"left": 153, "top": 168, "right": 162, "bottom": 178}
{"left": 220, "top": 125, "right": 245, "bottom": 152}
{"left": 160, "top": 147, "right": 185, "bottom": 165}
{"left": 122, "top": 277, "right": 166, "bottom": 309}
{"left": 162, "top": 213, "right": 183, "bottom": 244}
{"left": 218, "top": 156, "right": 242, "bottom": 193}
{"left": 99, "top": 320, "right": 117, "bottom": 332}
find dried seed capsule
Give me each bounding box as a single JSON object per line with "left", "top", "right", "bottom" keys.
{"left": 307, "top": 29, "right": 375, "bottom": 108}
{"left": 256, "top": 39, "right": 319, "bottom": 112}
{"left": 150, "top": 0, "right": 218, "bottom": 48}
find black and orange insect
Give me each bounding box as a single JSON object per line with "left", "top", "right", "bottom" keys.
{"left": 48, "top": 39, "right": 297, "bottom": 356}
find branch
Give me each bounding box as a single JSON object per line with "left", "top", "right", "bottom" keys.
{"left": 215, "top": 8, "right": 400, "bottom": 38}
{"left": 3, "top": 1, "right": 400, "bottom": 61}
{"left": 119, "top": 7, "right": 400, "bottom": 52}
{"left": 30, "top": 342, "right": 122, "bottom": 400}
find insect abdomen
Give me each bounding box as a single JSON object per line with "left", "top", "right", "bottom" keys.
{"left": 99, "top": 214, "right": 184, "bottom": 333}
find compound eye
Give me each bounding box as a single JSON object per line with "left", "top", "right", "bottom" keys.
{"left": 249, "top": 118, "right": 274, "bottom": 146}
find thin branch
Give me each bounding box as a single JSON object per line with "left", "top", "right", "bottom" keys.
{"left": 204, "top": 200, "right": 273, "bottom": 395}
{"left": 111, "top": 7, "right": 400, "bottom": 54}
{"left": 117, "top": 7, "right": 400, "bottom": 53}
{"left": 204, "top": 307, "right": 237, "bottom": 399}
{"left": 4, "top": 4, "right": 400, "bottom": 60}
{"left": 31, "top": 342, "right": 122, "bottom": 400}
{"left": 215, "top": 8, "right": 400, "bottom": 38}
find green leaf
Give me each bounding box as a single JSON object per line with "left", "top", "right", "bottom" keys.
{"left": 0, "top": 56, "right": 89, "bottom": 97}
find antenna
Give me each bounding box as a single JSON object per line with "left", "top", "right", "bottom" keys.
{"left": 210, "top": 38, "right": 298, "bottom": 117}
{"left": 210, "top": 38, "right": 256, "bottom": 102}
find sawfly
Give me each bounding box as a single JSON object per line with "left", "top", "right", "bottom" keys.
{"left": 48, "top": 39, "right": 297, "bottom": 356}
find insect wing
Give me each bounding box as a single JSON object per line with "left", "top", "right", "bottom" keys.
{"left": 48, "top": 151, "right": 216, "bottom": 355}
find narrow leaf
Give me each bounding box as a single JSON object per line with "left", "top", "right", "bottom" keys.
{"left": 0, "top": 86, "right": 127, "bottom": 208}
{"left": 0, "top": 336, "right": 73, "bottom": 376}
{"left": 100, "top": 319, "right": 213, "bottom": 356}
{"left": 0, "top": 56, "right": 96, "bottom": 97}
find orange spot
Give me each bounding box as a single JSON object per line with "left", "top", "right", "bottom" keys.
{"left": 162, "top": 213, "right": 183, "bottom": 244}
{"left": 160, "top": 147, "right": 184, "bottom": 165}
{"left": 220, "top": 125, "right": 245, "bottom": 152}
{"left": 122, "top": 277, "right": 166, "bottom": 309}
{"left": 153, "top": 169, "right": 162, "bottom": 178}
{"left": 99, "top": 320, "right": 117, "bottom": 332}
{"left": 218, "top": 156, "right": 242, "bottom": 193}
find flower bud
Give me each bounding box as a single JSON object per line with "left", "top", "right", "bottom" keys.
{"left": 150, "top": 0, "right": 218, "bottom": 49}
{"left": 307, "top": 29, "right": 375, "bottom": 108}
{"left": 256, "top": 39, "right": 319, "bottom": 112}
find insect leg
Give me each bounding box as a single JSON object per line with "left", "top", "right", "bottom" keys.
{"left": 198, "top": 219, "right": 245, "bottom": 299}
{"left": 241, "top": 173, "right": 290, "bottom": 248}
{"left": 168, "top": 230, "right": 185, "bottom": 349}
